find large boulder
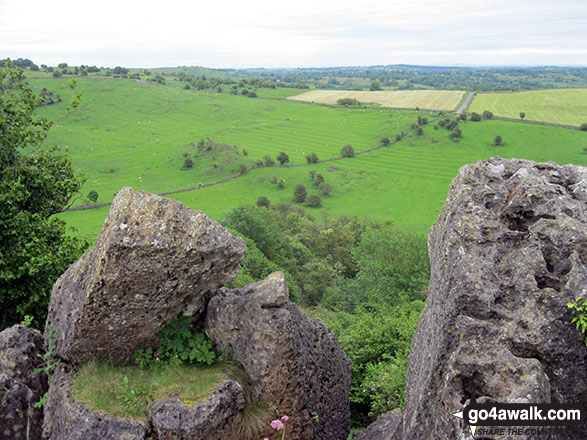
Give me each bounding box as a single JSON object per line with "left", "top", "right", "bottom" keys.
{"left": 46, "top": 187, "right": 246, "bottom": 365}
{"left": 355, "top": 409, "right": 403, "bottom": 440}
{"left": 205, "top": 272, "right": 352, "bottom": 440}
{"left": 150, "top": 379, "right": 245, "bottom": 440}
{"left": 403, "top": 158, "right": 587, "bottom": 439}
{"left": 0, "top": 325, "right": 48, "bottom": 440}
{"left": 42, "top": 364, "right": 147, "bottom": 440}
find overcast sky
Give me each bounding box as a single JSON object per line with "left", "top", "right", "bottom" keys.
{"left": 1, "top": 0, "right": 586, "bottom": 68}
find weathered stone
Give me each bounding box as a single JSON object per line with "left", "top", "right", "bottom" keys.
{"left": 150, "top": 379, "right": 245, "bottom": 440}
{"left": 46, "top": 187, "right": 246, "bottom": 365}
{"left": 402, "top": 158, "right": 587, "bottom": 440}
{"left": 206, "top": 272, "right": 352, "bottom": 440}
{"left": 0, "top": 324, "right": 48, "bottom": 440}
{"left": 42, "top": 364, "right": 147, "bottom": 440}
{"left": 355, "top": 408, "right": 403, "bottom": 440}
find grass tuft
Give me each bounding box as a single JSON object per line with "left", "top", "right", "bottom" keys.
{"left": 72, "top": 360, "right": 225, "bottom": 420}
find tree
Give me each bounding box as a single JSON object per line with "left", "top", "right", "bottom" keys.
{"left": 305, "top": 194, "right": 322, "bottom": 208}
{"left": 380, "top": 137, "right": 390, "bottom": 146}
{"left": 256, "top": 196, "right": 270, "bottom": 208}
{"left": 341, "top": 144, "right": 355, "bottom": 158}
{"left": 493, "top": 135, "right": 503, "bottom": 146}
{"left": 293, "top": 184, "right": 307, "bottom": 203}
{"left": 470, "top": 112, "right": 481, "bottom": 121}
{"left": 182, "top": 157, "right": 194, "bottom": 169}
{"left": 0, "top": 63, "right": 86, "bottom": 329}
{"left": 306, "top": 152, "right": 319, "bottom": 163}
{"left": 276, "top": 151, "right": 289, "bottom": 165}
{"left": 337, "top": 97, "right": 359, "bottom": 106}
{"left": 112, "top": 66, "right": 129, "bottom": 75}
{"left": 415, "top": 126, "right": 424, "bottom": 135}
{"left": 482, "top": 110, "right": 494, "bottom": 119}
{"left": 264, "top": 155, "right": 275, "bottom": 166}
{"left": 57, "top": 62, "right": 68, "bottom": 69}
{"left": 449, "top": 128, "right": 462, "bottom": 139}
{"left": 370, "top": 81, "right": 382, "bottom": 91}
{"left": 580, "top": 123, "right": 587, "bottom": 131}
{"left": 238, "top": 163, "right": 247, "bottom": 174}
{"left": 87, "top": 190, "right": 99, "bottom": 203}
{"left": 248, "top": 91, "right": 257, "bottom": 98}
{"left": 520, "top": 112, "right": 525, "bottom": 120}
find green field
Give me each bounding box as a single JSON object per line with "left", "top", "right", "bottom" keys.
{"left": 46, "top": 80, "right": 584, "bottom": 242}
{"left": 287, "top": 89, "right": 466, "bottom": 111}
{"left": 27, "top": 76, "right": 586, "bottom": 242}
{"left": 469, "top": 88, "right": 587, "bottom": 126}
{"left": 32, "top": 77, "right": 414, "bottom": 203}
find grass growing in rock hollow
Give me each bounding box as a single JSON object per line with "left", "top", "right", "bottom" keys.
{"left": 72, "top": 361, "right": 226, "bottom": 419}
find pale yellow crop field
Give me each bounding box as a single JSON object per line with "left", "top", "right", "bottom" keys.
{"left": 469, "top": 89, "right": 587, "bottom": 126}
{"left": 287, "top": 89, "right": 466, "bottom": 111}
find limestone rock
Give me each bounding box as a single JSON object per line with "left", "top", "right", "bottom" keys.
{"left": 150, "top": 379, "right": 245, "bottom": 440}
{"left": 206, "top": 272, "right": 352, "bottom": 440}
{"left": 355, "top": 409, "right": 403, "bottom": 440}
{"left": 0, "top": 324, "right": 48, "bottom": 440}
{"left": 46, "top": 187, "right": 246, "bottom": 365}
{"left": 42, "top": 364, "right": 147, "bottom": 440}
{"left": 403, "top": 158, "right": 587, "bottom": 440}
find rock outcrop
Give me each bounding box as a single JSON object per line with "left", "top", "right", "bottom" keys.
{"left": 0, "top": 325, "right": 48, "bottom": 440}
{"left": 150, "top": 380, "right": 245, "bottom": 440}
{"left": 355, "top": 408, "right": 403, "bottom": 440}
{"left": 401, "top": 158, "right": 587, "bottom": 439}
{"left": 46, "top": 187, "right": 246, "bottom": 365}
{"left": 206, "top": 272, "right": 352, "bottom": 440}
{"left": 42, "top": 364, "right": 148, "bottom": 440}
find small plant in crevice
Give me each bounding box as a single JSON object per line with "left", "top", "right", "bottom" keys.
{"left": 567, "top": 297, "right": 587, "bottom": 346}
{"left": 33, "top": 327, "right": 61, "bottom": 408}
{"left": 263, "top": 415, "right": 290, "bottom": 440}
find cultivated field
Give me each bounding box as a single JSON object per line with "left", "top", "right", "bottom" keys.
{"left": 469, "top": 88, "right": 587, "bottom": 126}
{"left": 287, "top": 90, "right": 466, "bottom": 111}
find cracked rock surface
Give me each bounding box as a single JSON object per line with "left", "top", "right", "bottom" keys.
{"left": 0, "top": 324, "right": 47, "bottom": 440}
{"left": 206, "top": 272, "right": 352, "bottom": 440}
{"left": 402, "top": 158, "right": 587, "bottom": 440}
{"left": 46, "top": 187, "right": 246, "bottom": 365}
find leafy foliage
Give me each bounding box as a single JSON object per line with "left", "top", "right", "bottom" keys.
{"left": 340, "top": 144, "right": 355, "bottom": 158}
{"left": 567, "top": 297, "right": 587, "bottom": 346}
{"left": 116, "top": 375, "right": 147, "bottom": 411}
{"left": 33, "top": 327, "right": 61, "bottom": 408}
{"left": 134, "top": 315, "right": 216, "bottom": 367}
{"left": 323, "top": 300, "right": 423, "bottom": 425}
{"left": 0, "top": 62, "right": 86, "bottom": 330}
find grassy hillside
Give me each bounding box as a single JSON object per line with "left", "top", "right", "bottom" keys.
{"left": 287, "top": 90, "right": 465, "bottom": 111}
{"left": 31, "top": 77, "right": 414, "bottom": 206}
{"left": 469, "top": 89, "right": 587, "bottom": 126}
{"left": 55, "top": 104, "right": 586, "bottom": 242}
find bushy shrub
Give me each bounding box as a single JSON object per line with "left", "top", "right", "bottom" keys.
{"left": 305, "top": 194, "right": 322, "bottom": 208}
{"left": 341, "top": 144, "right": 355, "bottom": 157}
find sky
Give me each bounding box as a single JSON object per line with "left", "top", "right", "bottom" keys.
{"left": 1, "top": 0, "right": 586, "bottom": 68}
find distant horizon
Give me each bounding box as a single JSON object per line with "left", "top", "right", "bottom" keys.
{"left": 2, "top": 0, "right": 586, "bottom": 69}
{"left": 3, "top": 57, "right": 587, "bottom": 71}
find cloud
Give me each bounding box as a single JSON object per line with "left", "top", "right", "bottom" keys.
{"left": 1, "top": 0, "right": 586, "bottom": 67}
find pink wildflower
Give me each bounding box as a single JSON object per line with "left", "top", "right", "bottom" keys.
{"left": 271, "top": 420, "right": 285, "bottom": 431}
{"left": 281, "top": 415, "right": 289, "bottom": 422}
